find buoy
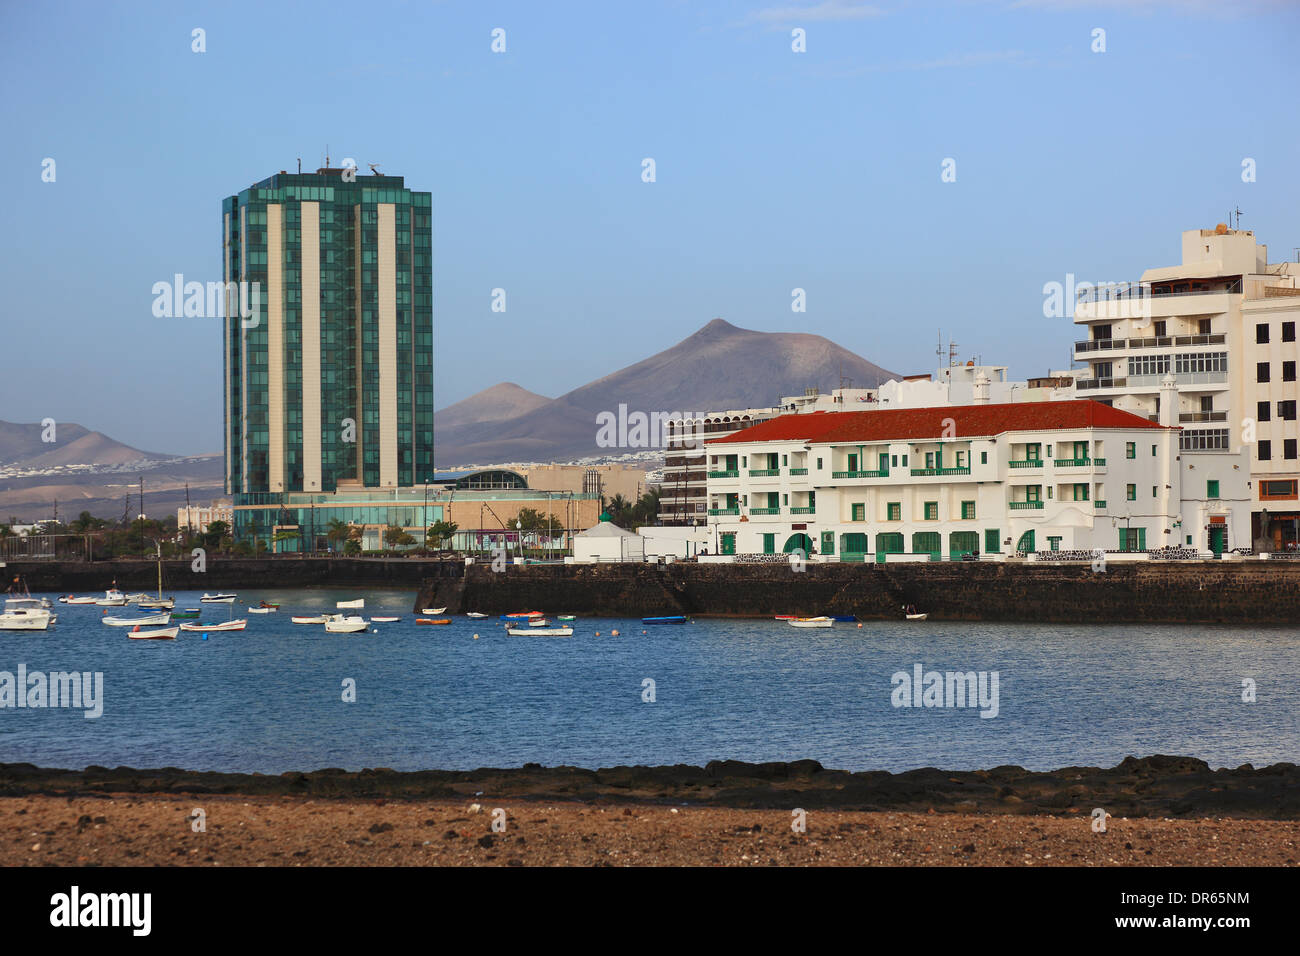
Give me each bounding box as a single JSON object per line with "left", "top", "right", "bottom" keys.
{"left": 612, "top": 629, "right": 619, "bottom": 636}
{"left": 857, "top": 623, "right": 863, "bottom": 628}
{"left": 642, "top": 630, "right": 647, "bottom": 635}
{"left": 595, "top": 631, "right": 601, "bottom": 637}
{"left": 202, "top": 635, "right": 208, "bottom": 641}
{"left": 473, "top": 633, "right": 479, "bottom": 640}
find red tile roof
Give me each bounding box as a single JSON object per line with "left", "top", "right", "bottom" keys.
{"left": 705, "top": 400, "right": 1167, "bottom": 445}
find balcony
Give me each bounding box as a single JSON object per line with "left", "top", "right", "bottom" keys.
{"left": 708, "top": 470, "right": 739, "bottom": 479}
{"left": 1076, "top": 377, "right": 1127, "bottom": 391}
{"left": 748, "top": 469, "right": 779, "bottom": 477}
{"left": 1076, "top": 279, "right": 1241, "bottom": 304}
{"left": 1008, "top": 459, "right": 1043, "bottom": 469}
{"left": 1074, "top": 333, "right": 1226, "bottom": 355}
{"left": 790, "top": 506, "right": 815, "bottom": 514}
{"left": 832, "top": 469, "right": 889, "bottom": 479}
{"left": 1094, "top": 500, "right": 1107, "bottom": 508}
{"left": 910, "top": 467, "right": 972, "bottom": 477}
{"left": 1094, "top": 457, "right": 1106, "bottom": 466}
{"left": 749, "top": 507, "right": 780, "bottom": 516}
{"left": 1054, "top": 458, "right": 1092, "bottom": 467}
{"left": 1179, "top": 411, "right": 1228, "bottom": 423}
{"left": 789, "top": 468, "right": 809, "bottom": 475}
{"left": 707, "top": 507, "right": 739, "bottom": 516}
{"left": 1009, "top": 501, "right": 1044, "bottom": 510}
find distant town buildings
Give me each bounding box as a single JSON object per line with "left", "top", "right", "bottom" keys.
{"left": 177, "top": 502, "right": 233, "bottom": 533}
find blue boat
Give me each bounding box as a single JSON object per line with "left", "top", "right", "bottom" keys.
{"left": 832, "top": 615, "right": 858, "bottom": 623}
{"left": 642, "top": 615, "right": 689, "bottom": 625}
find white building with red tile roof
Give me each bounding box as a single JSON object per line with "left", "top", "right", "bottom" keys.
{"left": 702, "top": 394, "right": 1249, "bottom": 561}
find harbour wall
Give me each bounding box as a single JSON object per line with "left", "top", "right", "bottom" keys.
{"left": 415, "top": 560, "right": 1300, "bottom": 625}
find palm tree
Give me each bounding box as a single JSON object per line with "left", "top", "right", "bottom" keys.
{"left": 326, "top": 518, "right": 351, "bottom": 553}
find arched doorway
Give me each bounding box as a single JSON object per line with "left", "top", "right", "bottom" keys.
{"left": 783, "top": 533, "right": 813, "bottom": 554}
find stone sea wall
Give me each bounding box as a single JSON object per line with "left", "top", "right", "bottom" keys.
{"left": 415, "top": 560, "right": 1300, "bottom": 625}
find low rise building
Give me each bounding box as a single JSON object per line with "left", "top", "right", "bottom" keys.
{"left": 703, "top": 394, "right": 1249, "bottom": 561}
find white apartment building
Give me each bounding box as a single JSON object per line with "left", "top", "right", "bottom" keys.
{"left": 703, "top": 392, "right": 1249, "bottom": 561}
{"left": 177, "top": 502, "right": 234, "bottom": 533}
{"left": 1072, "top": 224, "right": 1300, "bottom": 549}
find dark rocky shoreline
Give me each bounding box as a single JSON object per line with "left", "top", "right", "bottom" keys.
{"left": 3, "top": 755, "right": 1297, "bottom": 819}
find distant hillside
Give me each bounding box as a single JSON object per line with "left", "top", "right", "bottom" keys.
{"left": 435, "top": 383, "right": 551, "bottom": 431}
{"left": 434, "top": 318, "right": 898, "bottom": 465}
{"left": 0, "top": 420, "right": 168, "bottom": 468}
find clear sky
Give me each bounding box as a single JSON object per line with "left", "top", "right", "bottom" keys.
{"left": 2, "top": 0, "right": 1297, "bottom": 455}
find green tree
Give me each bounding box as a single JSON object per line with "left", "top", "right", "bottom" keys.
{"left": 425, "top": 519, "right": 459, "bottom": 550}
{"left": 326, "top": 518, "right": 351, "bottom": 552}
{"left": 272, "top": 528, "right": 300, "bottom": 552}
{"left": 203, "top": 520, "right": 232, "bottom": 552}
{"left": 384, "top": 524, "right": 407, "bottom": 549}
{"left": 343, "top": 538, "right": 361, "bottom": 556}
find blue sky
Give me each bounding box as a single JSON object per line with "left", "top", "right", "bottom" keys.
{"left": 2, "top": 0, "right": 1297, "bottom": 454}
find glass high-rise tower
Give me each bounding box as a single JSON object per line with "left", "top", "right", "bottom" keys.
{"left": 221, "top": 167, "right": 433, "bottom": 498}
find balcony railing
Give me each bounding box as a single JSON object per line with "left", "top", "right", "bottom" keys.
{"left": 1076, "top": 377, "right": 1127, "bottom": 390}
{"left": 1009, "top": 501, "right": 1044, "bottom": 510}
{"left": 910, "top": 467, "right": 972, "bottom": 477}
{"left": 1074, "top": 333, "right": 1225, "bottom": 353}
{"left": 1054, "top": 458, "right": 1092, "bottom": 467}
{"left": 1094, "top": 457, "right": 1106, "bottom": 465}
{"left": 1094, "top": 500, "right": 1107, "bottom": 508}
{"left": 832, "top": 469, "right": 889, "bottom": 478}
{"left": 708, "top": 470, "right": 739, "bottom": 479}
{"left": 748, "top": 469, "right": 779, "bottom": 477}
{"left": 1076, "top": 279, "right": 1241, "bottom": 303}
{"left": 790, "top": 506, "right": 815, "bottom": 514}
{"left": 1179, "top": 411, "right": 1228, "bottom": 423}
{"left": 789, "top": 468, "right": 809, "bottom": 475}
{"left": 1008, "top": 459, "right": 1043, "bottom": 468}
{"left": 707, "top": 507, "right": 739, "bottom": 515}
{"left": 749, "top": 507, "right": 780, "bottom": 515}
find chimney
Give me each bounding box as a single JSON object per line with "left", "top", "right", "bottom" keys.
{"left": 972, "top": 370, "right": 991, "bottom": 405}
{"left": 1158, "top": 373, "right": 1177, "bottom": 428}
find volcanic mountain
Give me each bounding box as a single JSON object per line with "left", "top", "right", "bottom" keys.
{"left": 433, "top": 318, "right": 898, "bottom": 465}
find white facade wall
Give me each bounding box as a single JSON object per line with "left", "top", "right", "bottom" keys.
{"left": 705, "top": 425, "right": 1249, "bottom": 559}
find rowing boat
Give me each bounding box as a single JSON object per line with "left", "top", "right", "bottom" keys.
{"left": 371, "top": 616, "right": 401, "bottom": 623}
{"left": 179, "top": 619, "right": 247, "bottom": 632}
{"left": 787, "top": 616, "right": 833, "bottom": 628}
{"left": 103, "top": 613, "right": 171, "bottom": 627}
{"left": 291, "top": 615, "right": 328, "bottom": 625}
{"left": 336, "top": 599, "right": 365, "bottom": 609}
{"left": 416, "top": 618, "right": 451, "bottom": 625}
{"left": 422, "top": 606, "right": 448, "bottom": 615}
{"left": 643, "top": 616, "right": 688, "bottom": 625}
{"left": 506, "top": 626, "right": 573, "bottom": 637}
{"left": 129, "top": 625, "right": 179, "bottom": 641}
{"left": 466, "top": 612, "right": 488, "bottom": 618}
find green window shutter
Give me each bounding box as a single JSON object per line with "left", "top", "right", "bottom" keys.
{"left": 821, "top": 531, "right": 834, "bottom": 554}
{"left": 762, "top": 533, "right": 775, "bottom": 554}
{"left": 984, "top": 529, "right": 1000, "bottom": 553}
{"left": 1207, "top": 479, "right": 1219, "bottom": 498}
{"left": 981, "top": 451, "right": 988, "bottom": 464}
{"left": 851, "top": 503, "right": 865, "bottom": 521}
{"left": 1137, "top": 528, "right": 1146, "bottom": 550}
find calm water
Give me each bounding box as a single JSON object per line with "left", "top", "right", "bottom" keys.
{"left": 2, "top": 588, "right": 1297, "bottom": 774}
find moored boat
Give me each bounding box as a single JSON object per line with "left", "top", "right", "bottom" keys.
{"left": 499, "top": 611, "right": 541, "bottom": 620}
{"left": 247, "top": 606, "right": 276, "bottom": 614}
{"left": 291, "top": 614, "right": 329, "bottom": 624}
{"left": 179, "top": 619, "right": 247, "bottom": 632}
{"left": 58, "top": 595, "right": 98, "bottom": 605}
{"left": 905, "top": 613, "right": 929, "bottom": 621}
{"left": 0, "top": 597, "right": 57, "bottom": 631}
{"left": 201, "top": 593, "right": 237, "bottom": 604}
{"left": 788, "top": 616, "right": 833, "bottom": 628}
{"left": 102, "top": 613, "right": 171, "bottom": 627}
{"left": 95, "top": 589, "right": 128, "bottom": 607}
{"left": 416, "top": 618, "right": 451, "bottom": 625}
{"left": 422, "top": 606, "right": 448, "bottom": 615}
{"left": 129, "top": 625, "right": 179, "bottom": 640}
{"left": 324, "top": 614, "right": 368, "bottom": 633}
{"left": 643, "top": 615, "right": 688, "bottom": 625}
{"left": 557, "top": 615, "right": 576, "bottom": 621}
{"left": 336, "top": 599, "right": 365, "bottom": 609}
{"left": 371, "top": 616, "right": 401, "bottom": 623}
{"left": 465, "top": 611, "right": 488, "bottom": 618}
{"left": 171, "top": 608, "right": 201, "bottom": 619}
{"left": 507, "top": 625, "right": 573, "bottom": 636}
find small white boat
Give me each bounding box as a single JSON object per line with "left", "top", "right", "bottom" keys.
{"left": 371, "top": 616, "right": 401, "bottom": 623}
{"left": 179, "top": 619, "right": 247, "bottom": 632}
{"left": 787, "top": 616, "right": 833, "bottom": 628}
{"left": 324, "top": 614, "right": 368, "bottom": 633}
{"left": 421, "top": 607, "right": 447, "bottom": 615}
{"left": 129, "top": 625, "right": 179, "bottom": 641}
{"left": 506, "top": 625, "right": 573, "bottom": 636}
{"left": 138, "top": 598, "right": 175, "bottom": 610}
{"left": 103, "top": 613, "right": 171, "bottom": 627}
{"left": 95, "top": 589, "right": 128, "bottom": 607}
{"left": 59, "top": 595, "right": 98, "bottom": 605}
{"left": 247, "top": 606, "right": 275, "bottom": 614}
{"left": 528, "top": 618, "right": 551, "bottom": 627}
{"left": 201, "top": 593, "right": 237, "bottom": 604}
{"left": 337, "top": 599, "right": 365, "bottom": 609}
{"left": 466, "top": 611, "right": 488, "bottom": 618}
{"left": 0, "top": 597, "right": 57, "bottom": 631}
{"left": 291, "top": 614, "right": 329, "bottom": 625}
{"left": 905, "top": 613, "right": 929, "bottom": 621}
{"left": 124, "top": 592, "right": 152, "bottom": 603}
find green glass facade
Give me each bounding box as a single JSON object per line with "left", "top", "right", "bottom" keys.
{"left": 223, "top": 168, "right": 433, "bottom": 542}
